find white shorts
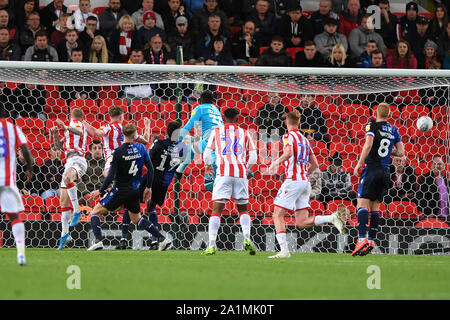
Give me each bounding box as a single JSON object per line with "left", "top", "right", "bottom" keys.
{"left": 0, "top": 186, "right": 24, "bottom": 213}
{"left": 61, "top": 155, "right": 87, "bottom": 188}
{"left": 274, "top": 180, "right": 311, "bottom": 212}
{"left": 212, "top": 176, "right": 249, "bottom": 204}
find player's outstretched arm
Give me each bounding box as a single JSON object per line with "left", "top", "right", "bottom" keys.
{"left": 83, "top": 120, "right": 104, "bottom": 138}
{"left": 51, "top": 127, "right": 64, "bottom": 151}
{"left": 354, "top": 135, "right": 374, "bottom": 177}
{"left": 56, "top": 119, "right": 82, "bottom": 136}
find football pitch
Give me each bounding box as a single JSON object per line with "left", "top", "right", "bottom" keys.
{"left": 1, "top": 248, "right": 449, "bottom": 300}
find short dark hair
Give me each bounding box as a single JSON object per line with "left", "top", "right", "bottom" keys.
{"left": 370, "top": 49, "right": 384, "bottom": 58}
{"left": 109, "top": 105, "right": 123, "bottom": 118}
{"left": 71, "top": 48, "right": 83, "bottom": 55}
{"left": 224, "top": 108, "right": 239, "bottom": 121}
{"left": 131, "top": 47, "right": 144, "bottom": 55}
{"left": 86, "top": 16, "right": 98, "bottom": 22}
{"left": 304, "top": 40, "right": 316, "bottom": 47}
{"left": 0, "top": 26, "right": 9, "bottom": 33}
{"left": 379, "top": 0, "right": 390, "bottom": 5}
{"left": 123, "top": 123, "right": 137, "bottom": 137}
{"left": 367, "top": 40, "right": 377, "bottom": 45}
{"left": 200, "top": 90, "right": 215, "bottom": 104}
{"left": 34, "top": 30, "right": 48, "bottom": 40}
{"left": 271, "top": 35, "right": 284, "bottom": 43}
{"left": 167, "top": 120, "right": 182, "bottom": 139}
{"left": 89, "top": 140, "right": 102, "bottom": 150}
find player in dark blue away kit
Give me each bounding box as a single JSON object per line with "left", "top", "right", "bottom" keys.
{"left": 352, "top": 103, "right": 404, "bottom": 256}
{"left": 116, "top": 121, "right": 186, "bottom": 250}
{"left": 87, "top": 123, "right": 172, "bottom": 251}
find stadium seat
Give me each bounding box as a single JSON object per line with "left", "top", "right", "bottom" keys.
{"left": 45, "top": 98, "right": 68, "bottom": 119}
{"left": 98, "top": 86, "right": 119, "bottom": 100}
{"left": 45, "top": 196, "right": 60, "bottom": 213}
{"left": 216, "top": 85, "right": 242, "bottom": 102}
{"left": 309, "top": 200, "right": 325, "bottom": 216}
{"left": 69, "top": 99, "right": 98, "bottom": 112}
{"left": 230, "top": 26, "right": 242, "bottom": 37}
{"left": 129, "top": 100, "right": 159, "bottom": 121}
{"left": 318, "top": 103, "right": 342, "bottom": 121}
{"left": 415, "top": 218, "right": 449, "bottom": 228}
{"left": 160, "top": 100, "right": 190, "bottom": 121}
{"left": 401, "top": 105, "right": 430, "bottom": 127}
{"left": 388, "top": 201, "right": 421, "bottom": 219}
{"left": 432, "top": 105, "right": 448, "bottom": 120}
{"left": 326, "top": 200, "right": 356, "bottom": 217}
{"left": 327, "top": 119, "right": 348, "bottom": 137}
{"left": 22, "top": 195, "right": 43, "bottom": 220}
{"left": 259, "top": 46, "right": 269, "bottom": 55}
{"left": 16, "top": 117, "right": 45, "bottom": 135}
{"left": 342, "top": 104, "right": 371, "bottom": 126}
{"left": 242, "top": 90, "right": 269, "bottom": 105}
{"left": 285, "top": 47, "right": 303, "bottom": 63}
{"left": 394, "top": 90, "right": 421, "bottom": 104}
{"left": 44, "top": 85, "right": 60, "bottom": 99}
{"left": 253, "top": 178, "right": 282, "bottom": 197}
{"left": 303, "top": 84, "right": 331, "bottom": 104}
{"left": 409, "top": 127, "right": 441, "bottom": 146}
{"left": 414, "top": 162, "right": 430, "bottom": 176}
{"left": 396, "top": 124, "right": 411, "bottom": 143}
{"left": 329, "top": 142, "right": 359, "bottom": 161}
{"left": 92, "top": 6, "right": 108, "bottom": 16}
{"left": 415, "top": 143, "right": 446, "bottom": 161}
{"left": 248, "top": 198, "right": 263, "bottom": 215}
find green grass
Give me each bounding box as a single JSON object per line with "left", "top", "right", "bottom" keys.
{"left": 1, "top": 248, "right": 449, "bottom": 300}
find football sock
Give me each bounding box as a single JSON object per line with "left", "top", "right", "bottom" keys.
{"left": 121, "top": 210, "right": 131, "bottom": 240}
{"left": 357, "top": 208, "right": 369, "bottom": 240}
{"left": 66, "top": 183, "right": 80, "bottom": 213}
{"left": 11, "top": 219, "right": 25, "bottom": 257}
{"left": 276, "top": 231, "right": 288, "bottom": 251}
{"left": 314, "top": 215, "right": 333, "bottom": 226}
{"left": 91, "top": 214, "right": 103, "bottom": 242}
{"left": 137, "top": 217, "right": 164, "bottom": 242}
{"left": 368, "top": 211, "right": 380, "bottom": 241}
{"left": 61, "top": 207, "right": 72, "bottom": 236}
{"left": 208, "top": 215, "right": 220, "bottom": 248}
{"left": 239, "top": 213, "right": 251, "bottom": 239}
{"left": 147, "top": 210, "right": 158, "bottom": 242}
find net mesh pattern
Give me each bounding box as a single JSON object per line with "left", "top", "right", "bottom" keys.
{"left": 0, "top": 65, "right": 449, "bottom": 254}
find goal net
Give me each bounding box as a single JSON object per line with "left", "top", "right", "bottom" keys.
{"left": 0, "top": 61, "right": 449, "bottom": 255}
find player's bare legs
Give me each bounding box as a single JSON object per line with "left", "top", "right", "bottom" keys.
{"left": 203, "top": 202, "right": 225, "bottom": 255}
{"left": 296, "top": 208, "right": 347, "bottom": 235}
{"left": 63, "top": 167, "right": 82, "bottom": 227}
{"left": 237, "top": 203, "right": 256, "bottom": 255}
{"left": 269, "top": 206, "right": 291, "bottom": 258}
{"left": 5, "top": 212, "right": 26, "bottom": 266}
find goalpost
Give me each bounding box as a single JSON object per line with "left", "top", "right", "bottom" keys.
{"left": 0, "top": 61, "right": 449, "bottom": 255}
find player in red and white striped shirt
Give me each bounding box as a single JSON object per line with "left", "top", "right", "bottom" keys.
{"left": 267, "top": 110, "right": 345, "bottom": 259}
{"left": 202, "top": 108, "right": 258, "bottom": 256}
{"left": 0, "top": 109, "right": 33, "bottom": 265}
{"left": 52, "top": 108, "right": 88, "bottom": 250}
{"left": 83, "top": 106, "right": 151, "bottom": 177}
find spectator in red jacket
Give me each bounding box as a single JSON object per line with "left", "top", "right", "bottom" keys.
{"left": 386, "top": 39, "right": 417, "bottom": 69}
{"left": 339, "top": 0, "right": 364, "bottom": 39}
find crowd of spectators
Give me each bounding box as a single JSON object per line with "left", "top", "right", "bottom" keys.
{"left": 0, "top": 0, "right": 449, "bottom": 70}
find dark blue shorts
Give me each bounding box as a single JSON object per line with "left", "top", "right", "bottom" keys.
{"left": 100, "top": 188, "right": 141, "bottom": 214}
{"left": 357, "top": 166, "right": 390, "bottom": 202}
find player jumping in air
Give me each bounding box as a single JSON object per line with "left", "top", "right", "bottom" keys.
{"left": 0, "top": 108, "right": 33, "bottom": 265}
{"left": 116, "top": 121, "right": 186, "bottom": 250}
{"left": 352, "top": 103, "right": 404, "bottom": 256}
{"left": 268, "top": 110, "right": 347, "bottom": 259}
{"left": 87, "top": 123, "right": 172, "bottom": 251}
{"left": 175, "top": 90, "right": 224, "bottom": 190}
{"left": 202, "top": 108, "right": 258, "bottom": 255}
{"left": 52, "top": 108, "right": 88, "bottom": 250}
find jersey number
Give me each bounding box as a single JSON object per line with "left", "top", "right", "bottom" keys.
{"left": 156, "top": 154, "right": 181, "bottom": 172}
{"left": 211, "top": 114, "right": 223, "bottom": 127}
{"left": 378, "top": 138, "right": 390, "bottom": 157}
{"left": 222, "top": 137, "right": 243, "bottom": 156}
{"left": 0, "top": 131, "right": 8, "bottom": 158}
{"left": 128, "top": 160, "right": 139, "bottom": 176}
{"left": 297, "top": 143, "right": 310, "bottom": 163}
